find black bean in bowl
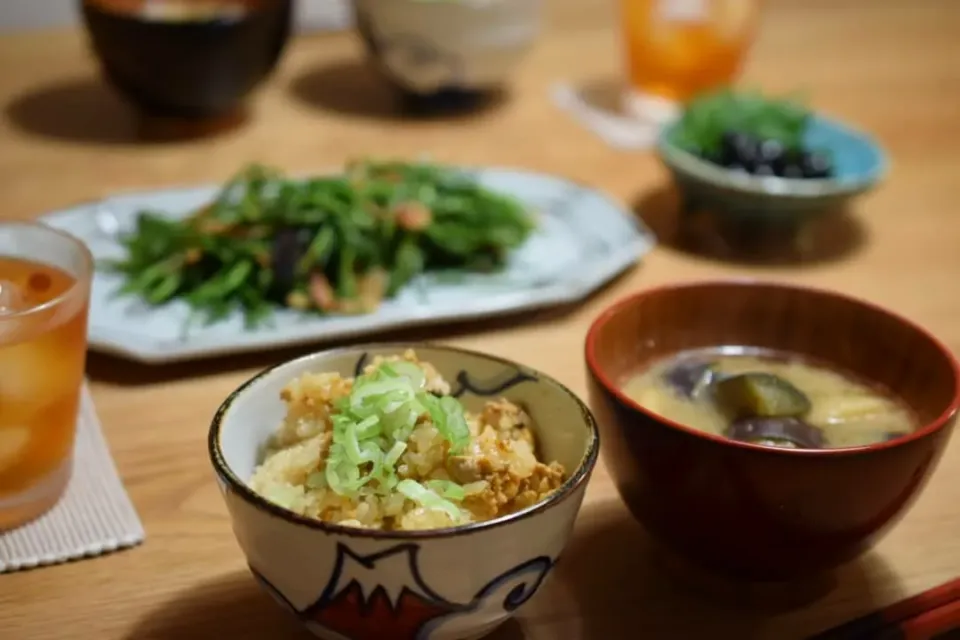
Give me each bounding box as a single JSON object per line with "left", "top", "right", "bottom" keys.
{"left": 706, "top": 130, "right": 835, "bottom": 180}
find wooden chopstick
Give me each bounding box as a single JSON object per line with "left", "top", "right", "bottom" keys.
{"left": 809, "top": 577, "right": 960, "bottom": 639}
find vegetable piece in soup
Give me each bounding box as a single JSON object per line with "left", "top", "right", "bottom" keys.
{"left": 714, "top": 373, "right": 811, "bottom": 419}
{"left": 621, "top": 348, "right": 919, "bottom": 449}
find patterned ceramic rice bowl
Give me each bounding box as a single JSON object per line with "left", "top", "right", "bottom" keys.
{"left": 208, "top": 343, "right": 599, "bottom": 640}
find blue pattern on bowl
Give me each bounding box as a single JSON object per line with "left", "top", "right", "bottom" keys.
{"left": 803, "top": 116, "right": 887, "bottom": 189}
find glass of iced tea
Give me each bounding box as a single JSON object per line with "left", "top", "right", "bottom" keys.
{"left": 620, "top": 0, "right": 761, "bottom": 120}
{"left": 0, "top": 222, "right": 92, "bottom": 530}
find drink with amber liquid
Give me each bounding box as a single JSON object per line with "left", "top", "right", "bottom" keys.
{"left": 621, "top": 0, "right": 760, "bottom": 119}
{"left": 0, "top": 223, "right": 92, "bottom": 530}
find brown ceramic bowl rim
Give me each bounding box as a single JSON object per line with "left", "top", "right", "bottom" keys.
{"left": 81, "top": 0, "right": 288, "bottom": 19}
{"left": 584, "top": 279, "right": 960, "bottom": 457}
{"left": 209, "top": 341, "right": 600, "bottom": 539}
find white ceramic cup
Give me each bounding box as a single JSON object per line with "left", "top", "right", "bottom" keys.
{"left": 353, "top": 0, "right": 541, "bottom": 93}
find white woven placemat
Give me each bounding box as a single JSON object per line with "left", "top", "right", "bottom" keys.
{"left": 0, "top": 384, "right": 144, "bottom": 572}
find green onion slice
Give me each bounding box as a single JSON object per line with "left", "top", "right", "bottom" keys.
{"left": 319, "top": 360, "right": 474, "bottom": 522}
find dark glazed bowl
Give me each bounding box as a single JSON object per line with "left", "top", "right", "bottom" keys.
{"left": 80, "top": 0, "right": 292, "bottom": 120}
{"left": 585, "top": 280, "right": 960, "bottom": 582}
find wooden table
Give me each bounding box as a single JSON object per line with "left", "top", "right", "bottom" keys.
{"left": 2, "top": 0, "right": 959, "bottom": 637}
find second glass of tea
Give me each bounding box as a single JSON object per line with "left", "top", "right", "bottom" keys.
{"left": 0, "top": 222, "right": 92, "bottom": 531}
{"left": 620, "top": 0, "right": 761, "bottom": 121}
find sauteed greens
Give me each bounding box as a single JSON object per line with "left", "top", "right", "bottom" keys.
{"left": 103, "top": 159, "right": 536, "bottom": 328}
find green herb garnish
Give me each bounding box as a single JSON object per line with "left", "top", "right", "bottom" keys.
{"left": 103, "top": 159, "right": 536, "bottom": 329}
{"left": 670, "top": 88, "right": 812, "bottom": 157}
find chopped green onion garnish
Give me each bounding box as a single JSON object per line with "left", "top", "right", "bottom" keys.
{"left": 319, "top": 360, "right": 473, "bottom": 522}
{"left": 397, "top": 479, "right": 461, "bottom": 521}
{"left": 384, "top": 441, "right": 407, "bottom": 467}
{"left": 420, "top": 393, "right": 470, "bottom": 454}
{"left": 426, "top": 479, "right": 466, "bottom": 501}
{"left": 391, "top": 361, "right": 427, "bottom": 390}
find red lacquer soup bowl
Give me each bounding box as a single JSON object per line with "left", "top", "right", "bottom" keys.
{"left": 584, "top": 280, "right": 960, "bottom": 582}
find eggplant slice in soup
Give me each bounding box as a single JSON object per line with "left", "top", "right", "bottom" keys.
{"left": 726, "top": 416, "right": 825, "bottom": 449}
{"left": 622, "top": 348, "right": 919, "bottom": 450}
{"left": 713, "top": 372, "right": 812, "bottom": 419}
{"left": 662, "top": 358, "right": 718, "bottom": 398}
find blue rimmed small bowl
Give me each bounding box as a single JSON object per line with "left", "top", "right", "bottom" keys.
{"left": 656, "top": 115, "right": 888, "bottom": 254}
{"left": 208, "top": 343, "right": 599, "bottom": 640}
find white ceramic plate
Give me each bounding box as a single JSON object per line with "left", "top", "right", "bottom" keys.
{"left": 41, "top": 167, "right": 655, "bottom": 364}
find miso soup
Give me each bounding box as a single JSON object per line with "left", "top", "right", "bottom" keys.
{"left": 622, "top": 347, "right": 919, "bottom": 449}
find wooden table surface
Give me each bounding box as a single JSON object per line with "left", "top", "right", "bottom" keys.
{"left": 2, "top": 0, "right": 960, "bottom": 638}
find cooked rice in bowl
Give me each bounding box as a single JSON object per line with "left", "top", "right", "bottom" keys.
{"left": 248, "top": 350, "right": 567, "bottom": 531}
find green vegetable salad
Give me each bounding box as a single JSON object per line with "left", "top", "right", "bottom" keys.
{"left": 104, "top": 159, "right": 536, "bottom": 329}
